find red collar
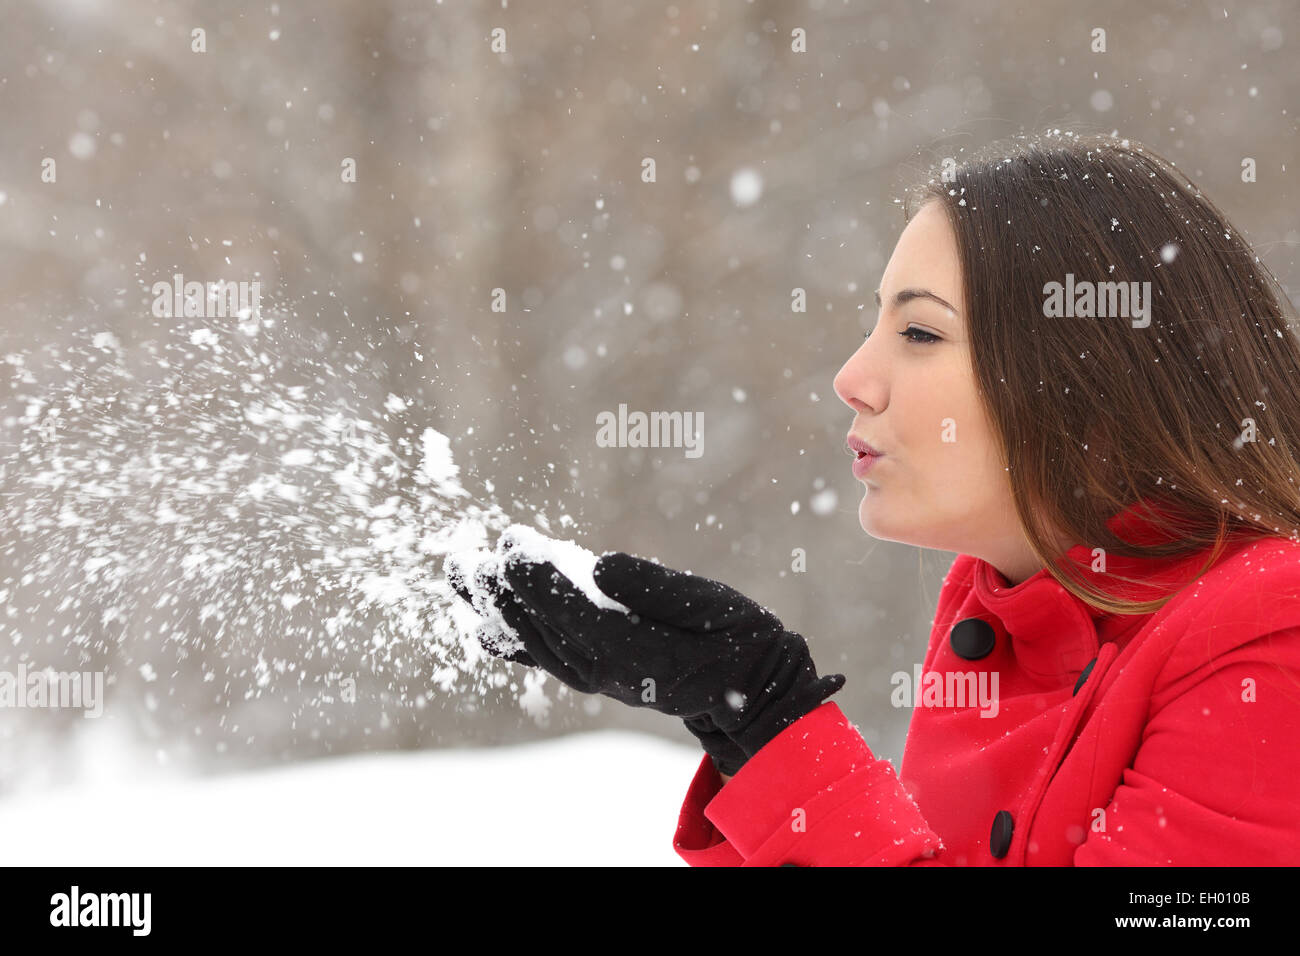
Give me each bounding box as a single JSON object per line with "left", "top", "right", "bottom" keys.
{"left": 968, "top": 497, "right": 1222, "bottom": 674}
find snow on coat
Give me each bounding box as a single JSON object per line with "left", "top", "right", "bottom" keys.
{"left": 673, "top": 497, "right": 1300, "bottom": 865}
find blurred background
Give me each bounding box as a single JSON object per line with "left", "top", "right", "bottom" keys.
{"left": 0, "top": 0, "right": 1296, "bottom": 862}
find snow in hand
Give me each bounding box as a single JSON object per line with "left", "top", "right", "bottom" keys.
{"left": 445, "top": 523, "right": 631, "bottom": 657}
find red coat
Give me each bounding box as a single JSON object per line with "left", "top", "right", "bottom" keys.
{"left": 673, "top": 499, "right": 1300, "bottom": 865}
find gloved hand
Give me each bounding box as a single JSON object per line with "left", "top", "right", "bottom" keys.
{"left": 449, "top": 554, "right": 754, "bottom": 774}
{"left": 680, "top": 712, "right": 751, "bottom": 779}
{"left": 446, "top": 554, "right": 540, "bottom": 669}
{"left": 492, "top": 550, "right": 846, "bottom": 776}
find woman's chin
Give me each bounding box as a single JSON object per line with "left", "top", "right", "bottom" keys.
{"left": 857, "top": 489, "right": 921, "bottom": 547}
{"left": 857, "top": 491, "right": 889, "bottom": 537}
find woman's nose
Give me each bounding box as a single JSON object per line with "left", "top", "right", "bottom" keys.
{"left": 833, "top": 340, "right": 884, "bottom": 413}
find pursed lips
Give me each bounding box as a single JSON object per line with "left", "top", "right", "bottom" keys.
{"left": 846, "top": 434, "right": 885, "bottom": 458}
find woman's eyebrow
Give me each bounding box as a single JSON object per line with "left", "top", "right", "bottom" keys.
{"left": 875, "top": 287, "right": 960, "bottom": 316}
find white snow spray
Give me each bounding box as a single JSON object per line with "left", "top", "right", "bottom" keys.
{"left": 0, "top": 284, "right": 584, "bottom": 742}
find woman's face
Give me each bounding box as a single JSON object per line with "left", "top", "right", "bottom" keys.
{"left": 831, "top": 199, "right": 1045, "bottom": 585}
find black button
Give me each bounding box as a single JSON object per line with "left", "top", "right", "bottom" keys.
{"left": 780, "top": 861, "right": 800, "bottom": 867}
{"left": 1072, "top": 657, "right": 1097, "bottom": 696}
{"left": 950, "top": 618, "right": 997, "bottom": 660}
{"left": 990, "top": 810, "right": 1014, "bottom": 859}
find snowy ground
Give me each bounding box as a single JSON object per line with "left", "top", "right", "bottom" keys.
{"left": 0, "top": 730, "right": 706, "bottom": 865}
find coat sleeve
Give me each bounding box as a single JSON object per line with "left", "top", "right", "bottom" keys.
{"left": 673, "top": 556, "right": 979, "bottom": 865}
{"left": 1072, "top": 624, "right": 1300, "bottom": 865}
{"left": 673, "top": 700, "right": 949, "bottom": 866}
{"left": 673, "top": 627, "right": 1300, "bottom": 866}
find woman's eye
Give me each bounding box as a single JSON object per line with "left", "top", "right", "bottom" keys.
{"left": 898, "top": 327, "right": 940, "bottom": 344}
{"left": 862, "top": 325, "right": 940, "bottom": 344}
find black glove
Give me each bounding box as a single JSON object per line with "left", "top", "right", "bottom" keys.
{"left": 498, "top": 550, "right": 845, "bottom": 776}
{"left": 681, "top": 712, "right": 751, "bottom": 779}
{"left": 446, "top": 553, "right": 540, "bottom": 668}
{"left": 450, "top": 553, "right": 751, "bottom": 774}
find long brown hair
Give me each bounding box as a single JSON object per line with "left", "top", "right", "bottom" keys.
{"left": 901, "top": 131, "right": 1300, "bottom": 615}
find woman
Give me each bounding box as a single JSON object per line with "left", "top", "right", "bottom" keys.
{"left": 455, "top": 131, "right": 1300, "bottom": 865}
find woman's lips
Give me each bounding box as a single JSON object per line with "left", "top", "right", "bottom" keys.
{"left": 846, "top": 434, "right": 885, "bottom": 478}
{"left": 852, "top": 450, "right": 882, "bottom": 478}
